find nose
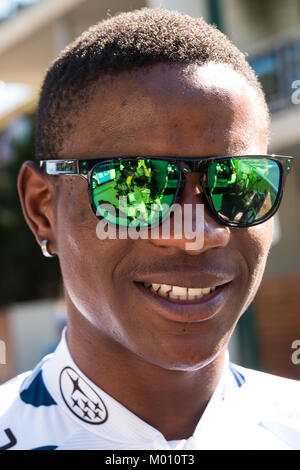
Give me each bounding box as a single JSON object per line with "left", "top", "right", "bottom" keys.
{"left": 149, "top": 172, "right": 230, "bottom": 255}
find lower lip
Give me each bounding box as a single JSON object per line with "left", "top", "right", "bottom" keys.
{"left": 135, "top": 282, "right": 231, "bottom": 323}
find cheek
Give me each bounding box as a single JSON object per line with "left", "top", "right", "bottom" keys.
{"left": 54, "top": 181, "right": 137, "bottom": 329}
{"left": 55, "top": 181, "right": 111, "bottom": 310}
{"left": 237, "top": 218, "right": 274, "bottom": 297}
{"left": 56, "top": 179, "right": 96, "bottom": 260}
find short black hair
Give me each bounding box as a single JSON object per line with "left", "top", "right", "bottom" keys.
{"left": 36, "top": 7, "right": 269, "bottom": 159}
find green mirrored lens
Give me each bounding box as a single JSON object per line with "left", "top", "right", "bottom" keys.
{"left": 91, "top": 159, "right": 180, "bottom": 226}
{"left": 207, "top": 158, "right": 280, "bottom": 224}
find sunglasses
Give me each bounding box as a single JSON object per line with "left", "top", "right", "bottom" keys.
{"left": 40, "top": 155, "right": 293, "bottom": 229}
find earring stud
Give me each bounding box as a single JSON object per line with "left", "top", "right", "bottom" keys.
{"left": 41, "top": 240, "right": 56, "bottom": 258}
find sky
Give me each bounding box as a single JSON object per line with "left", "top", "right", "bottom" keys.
{"left": 0, "top": 2, "right": 38, "bottom": 116}
{"left": 0, "top": 82, "right": 32, "bottom": 116}
{"left": 0, "top": 0, "right": 41, "bottom": 20}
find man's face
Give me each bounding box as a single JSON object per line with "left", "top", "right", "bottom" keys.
{"left": 53, "top": 63, "right": 272, "bottom": 370}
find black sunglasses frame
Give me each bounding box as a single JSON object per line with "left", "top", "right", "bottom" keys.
{"left": 40, "top": 154, "right": 293, "bottom": 228}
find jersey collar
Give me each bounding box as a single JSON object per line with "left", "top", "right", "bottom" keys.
{"left": 42, "top": 328, "right": 234, "bottom": 449}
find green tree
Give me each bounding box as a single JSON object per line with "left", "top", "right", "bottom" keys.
{"left": 0, "top": 114, "right": 61, "bottom": 307}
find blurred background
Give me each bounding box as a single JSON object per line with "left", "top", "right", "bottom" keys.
{"left": 0, "top": 0, "right": 300, "bottom": 384}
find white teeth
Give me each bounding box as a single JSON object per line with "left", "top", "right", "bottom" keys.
{"left": 187, "top": 288, "right": 205, "bottom": 296}
{"left": 158, "top": 288, "right": 168, "bottom": 297}
{"left": 145, "top": 283, "right": 217, "bottom": 300}
{"left": 202, "top": 288, "right": 211, "bottom": 294}
{"left": 169, "top": 292, "right": 180, "bottom": 299}
{"left": 172, "top": 286, "right": 187, "bottom": 296}
{"left": 158, "top": 284, "right": 172, "bottom": 297}
{"left": 159, "top": 284, "right": 172, "bottom": 294}
{"left": 152, "top": 283, "right": 161, "bottom": 292}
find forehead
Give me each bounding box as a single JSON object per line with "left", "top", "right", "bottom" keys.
{"left": 60, "top": 63, "right": 268, "bottom": 157}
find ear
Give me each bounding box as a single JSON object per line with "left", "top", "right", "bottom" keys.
{"left": 17, "top": 161, "right": 58, "bottom": 255}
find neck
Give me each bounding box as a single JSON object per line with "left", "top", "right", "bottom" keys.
{"left": 66, "top": 308, "right": 226, "bottom": 441}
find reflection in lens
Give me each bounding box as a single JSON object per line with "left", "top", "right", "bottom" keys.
{"left": 207, "top": 158, "right": 280, "bottom": 224}
{"left": 91, "top": 159, "right": 180, "bottom": 226}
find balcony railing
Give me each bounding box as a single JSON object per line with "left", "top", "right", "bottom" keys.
{"left": 250, "top": 37, "right": 300, "bottom": 113}
{"left": 0, "top": 0, "right": 42, "bottom": 23}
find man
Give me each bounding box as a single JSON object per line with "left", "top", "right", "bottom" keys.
{"left": 0, "top": 8, "right": 299, "bottom": 450}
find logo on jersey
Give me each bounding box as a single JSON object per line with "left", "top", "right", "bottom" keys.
{"left": 59, "top": 367, "right": 108, "bottom": 424}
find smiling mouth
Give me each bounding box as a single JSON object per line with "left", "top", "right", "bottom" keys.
{"left": 136, "top": 280, "right": 229, "bottom": 322}
{"left": 143, "top": 283, "right": 217, "bottom": 301}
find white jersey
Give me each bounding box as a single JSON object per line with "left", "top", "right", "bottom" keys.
{"left": 0, "top": 328, "right": 300, "bottom": 450}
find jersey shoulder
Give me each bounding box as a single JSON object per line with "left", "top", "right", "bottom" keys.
{"left": 232, "top": 362, "right": 300, "bottom": 397}
{"left": 230, "top": 362, "right": 300, "bottom": 448}
{"left": 0, "top": 356, "right": 75, "bottom": 450}
{"left": 0, "top": 371, "right": 32, "bottom": 414}
{"left": 0, "top": 355, "right": 56, "bottom": 415}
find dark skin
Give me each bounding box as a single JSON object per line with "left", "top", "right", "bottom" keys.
{"left": 18, "top": 63, "right": 272, "bottom": 440}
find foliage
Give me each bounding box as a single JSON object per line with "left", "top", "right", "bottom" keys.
{"left": 0, "top": 114, "right": 61, "bottom": 307}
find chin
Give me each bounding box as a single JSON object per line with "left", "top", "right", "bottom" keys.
{"left": 133, "top": 340, "right": 228, "bottom": 372}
